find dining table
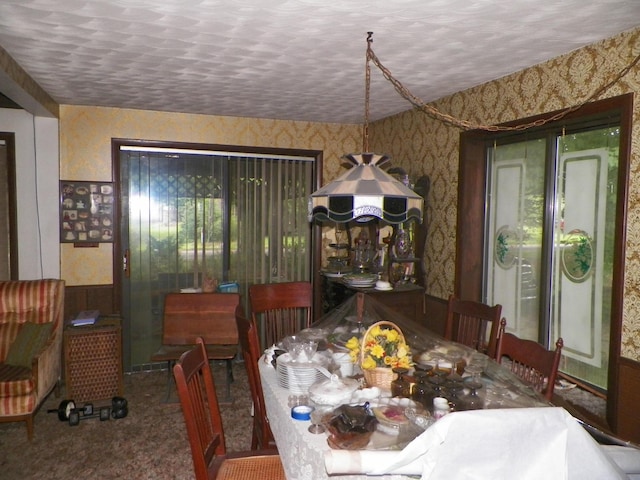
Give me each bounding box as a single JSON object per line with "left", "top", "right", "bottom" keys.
{"left": 258, "top": 293, "right": 626, "bottom": 480}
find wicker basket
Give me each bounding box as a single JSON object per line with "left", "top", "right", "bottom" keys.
{"left": 360, "top": 321, "right": 405, "bottom": 391}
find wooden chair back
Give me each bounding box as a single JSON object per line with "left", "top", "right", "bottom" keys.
{"left": 173, "top": 338, "right": 226, "bottom": 479}
{"left": 162, "top": 293, "right": 240, "bottom": 346}
{"left": 235, "top": 306, "right": 276, "bottom": 450}
{"left": 444, "top": 294, "right": 503, "bottom": 359}
{"left": 173, "top": 338, "right": 286, "bottom": 480}
{"left": 496, "top": 320, "right": 564, "bottom": 401}
{"left": 248, "top": 282, "right": 312, "bottom": 349}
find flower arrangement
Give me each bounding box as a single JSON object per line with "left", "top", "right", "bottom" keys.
{"left": 345, "top": 323, "right": 412, "bottom": 370}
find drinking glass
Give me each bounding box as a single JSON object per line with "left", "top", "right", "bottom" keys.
{"left": 460, "top": 376, "right": 484, "bottom": 410}
{"left": 302, "top": 340, "right": 318, "bottom": 361}
{"left": 308, "top": 408, "right": 326, "bottom": 434}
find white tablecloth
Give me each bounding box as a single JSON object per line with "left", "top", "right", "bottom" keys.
{"left": 259, "top": 357, "right": 412, "bottom": 480}
{"left": 260, "top": 354, "right": 634, "bottom": 480}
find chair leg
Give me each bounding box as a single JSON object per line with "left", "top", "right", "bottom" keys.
{"left": 26, "top": 416, "right": 34, "bottom": 441}
{"left": 163, "top": 360, "right": 177, "bottom": 403}
{"left": 251, "top": 421, "right": 259, "bottom": 450}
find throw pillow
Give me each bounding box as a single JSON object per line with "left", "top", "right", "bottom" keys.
{"left": 4, "top": 322, "right": 53, "bottom": 368}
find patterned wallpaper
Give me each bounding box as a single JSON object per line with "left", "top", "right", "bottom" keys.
{"left": 370, "top": 27, "right": 640, "bottom": 358}
{"left": 58, "top": 106, "right": 362, "bottom": 284}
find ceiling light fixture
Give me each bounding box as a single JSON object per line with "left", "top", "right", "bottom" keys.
{"left": 309, "top": 32, "right": 424, "bottom": 225}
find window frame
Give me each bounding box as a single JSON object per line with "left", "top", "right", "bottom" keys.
{"left": 112, "top": 138, "right": 324, "bottom": 369}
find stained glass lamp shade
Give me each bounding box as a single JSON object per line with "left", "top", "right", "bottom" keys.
{"left": 309, "top": 153, "right": 423, "bottom": 224}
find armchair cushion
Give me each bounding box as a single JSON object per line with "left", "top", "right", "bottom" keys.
{"left": 5, "top": 322, "right": 53, "bottom": 368}
{"left": 0, "top": 320, "right": 22, "bottom": 359}
{"left": 0, "top": 363, "right": 33, "bottom": 398}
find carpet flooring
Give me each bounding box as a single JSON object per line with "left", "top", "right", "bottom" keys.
{"left": 0, "top": 362, "right": 253, "bottom": 480}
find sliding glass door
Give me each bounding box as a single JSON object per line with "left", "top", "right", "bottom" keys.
{"left": 118, "top": 143, "right": 316, "bottom": 370}
{"left": 485, "top": 125, "right": 620, "bottom": 389}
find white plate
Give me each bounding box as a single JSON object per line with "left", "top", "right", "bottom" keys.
{"left": 343, "top": 274, "right": 378, "bottom": 282}
{"left": 276, "top": 352, "right": 330, "bottom": 393}
{"left": 323, "top": 271, "right": 345, "bottom": 278}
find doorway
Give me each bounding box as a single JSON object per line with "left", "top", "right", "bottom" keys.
{"left": 456, "top": 94, "right": 631, "bottom": 403}
{"left": 485, "top": 129, "right": 618, "bottom": 389}
{"left": 0, "top": 133, "right": 17, "bottom": 280}
{"left": 114, "top": 139, "right": 320, "bottom": 370}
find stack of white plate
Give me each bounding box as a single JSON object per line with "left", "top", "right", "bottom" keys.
{"left": 342, "top": 273, "right": 378, "bottom": 288}
{"left": 276, "top": 353, "right": 329, "bottom": 394}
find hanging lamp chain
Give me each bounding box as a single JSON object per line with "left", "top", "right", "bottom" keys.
{"left": 363, "top": 32, "right": 373, "bottom": 152}
{"left": 366, "top": 35, "right": 640, "bottom": 132}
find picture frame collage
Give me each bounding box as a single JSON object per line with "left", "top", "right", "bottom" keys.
{"left": 60, "top": 181, "right": 115, "bottom": 243}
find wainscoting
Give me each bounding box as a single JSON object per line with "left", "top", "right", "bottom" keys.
{"left": 64, "top": 284, "right": 116, "bottom": 321}
{"left": 613, "top": 357, "right": 640, "bottom": 443}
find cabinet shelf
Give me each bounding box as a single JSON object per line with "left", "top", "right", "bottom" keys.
{"left": 390, "top": 256, "right": 421, "bottom": 263}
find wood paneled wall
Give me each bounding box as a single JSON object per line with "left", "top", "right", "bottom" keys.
{"left": 613, "top": 358, "right": 640, "bottom": 443}
{"left": 64, "top": 284, "right": 116, "bottom": 321}
{"left": 423, "top": 294, "right": 448, "bottom": 337}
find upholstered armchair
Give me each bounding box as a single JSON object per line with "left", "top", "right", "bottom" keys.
{"left": 0, "top": 279, "right": 65, "bottom": 439}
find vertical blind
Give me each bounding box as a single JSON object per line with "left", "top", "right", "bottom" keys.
{"left": 122, "top": 146, "right": 314, "bottom": 367}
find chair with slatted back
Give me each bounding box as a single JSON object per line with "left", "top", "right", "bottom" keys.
{"left": 496, "top": 319, "right": 564, "bottom": 401}
{"left": 444, "top": 294, "right": 504, "bottom": 359}
{"left": 235, "top": 305, "right": 277, "bottom": 451}
{"left": 173, "top": 338, "right": 286, "bottom": 480}
{"left": 249, "top": 281, "right": 312, "bottom": 350}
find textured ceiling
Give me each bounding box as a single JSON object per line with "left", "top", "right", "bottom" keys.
{"left": 0, "top": 0, "right": 638, "bottom": 124}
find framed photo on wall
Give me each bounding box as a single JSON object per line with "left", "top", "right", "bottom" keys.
{"left": 60, "top": 181, "right": 114, "bottom": 243}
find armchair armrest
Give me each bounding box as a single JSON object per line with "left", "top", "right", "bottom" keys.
{"left": 31, "top": 329, "right": 62, "bottom": 400}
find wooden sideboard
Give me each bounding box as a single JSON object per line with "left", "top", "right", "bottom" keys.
{"left": 321, "top": 277, "right": 425, "bottom": 325}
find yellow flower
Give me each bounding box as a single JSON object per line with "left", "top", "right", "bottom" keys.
{"left": 397, "top": 344, "right": 408, "bottom": 358}
{"left": 362, "top": 356, "right": 377, "bottom": 370}
{"left": 369, "top": 325, "right": 382, "bottom": 338}
{"left": 385, "top": 329, "right": 399, "bottom": 343}
{"left": 384, "top": 356, "right": 395, "bottom": 366}
{"left": 369, "top": 344, "right": 385, "bottom": 359}
{"left": 345, "top": 336, "right": 360, "bottom": 351}
{"left": 397, "top": 356, "right": 412, "bottom": 369}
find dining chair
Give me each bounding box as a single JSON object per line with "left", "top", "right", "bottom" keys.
{"left": 444, "top": 294, "right": 504, "bottom": 359}
{"left": 235, "top": 305, "right": 277, "bottom": 451}
{"left": 173, "top": 338, "right": 286, "bottom": 480}
{"left": 495, "top": 319, "right": 564, "bottom": 401}
{"left": 249, "top": 281, "right": 312, "bottom": 350}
